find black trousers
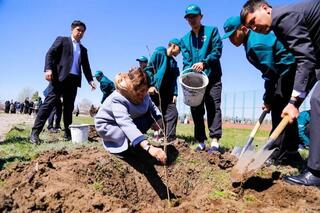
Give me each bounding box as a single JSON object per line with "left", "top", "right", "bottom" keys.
{"left": 32, "top": 74, "right": 78, "bottom": 135}
{"left": 191, "top": 80, "right": 222, "bottom": 142}
{"left": 150, "top": 93, "right": 178, "bottom": 139}
{"left": 47, "top": 100, "right": 62, "bottom": 129}
{"left": 269, "top": 71, "right": 300, "bottom": 158}
{"left": 308, "top": 81, "right": 320, "bottom": 171}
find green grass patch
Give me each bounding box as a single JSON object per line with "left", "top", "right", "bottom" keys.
{"left": 92, "top": 181, "right": 103, "bottom": 191}
{"left": 207, "top": 170, "right": 236, "bottom": 200}
{"left": 0, "top": 179, "right": 5, "bottom": 187}
{"left": 0, "top": 122, "right": 99, "bottom": 169}
{"left": 72, "top": 115, "right": 94, "bottom": 125}
{"left": 176, "top": 124, "right": 269, "bottom": 150}
{"left": 209, "top": 190, "right": 228, "bottom": 199}
{"left": 243, "top": 194, "right": 256, "bottom": 202}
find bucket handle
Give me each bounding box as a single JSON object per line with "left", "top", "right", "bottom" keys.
{"left": 181, "top": 67, "right": 207, "bottom": 77}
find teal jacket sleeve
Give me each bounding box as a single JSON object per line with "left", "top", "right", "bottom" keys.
{"left": 172, "top": 60, "right": 180, "bottom": 96}
{"left": 273, "top": 39, "right": 296, "bottom": 77}
{"left": 203, "top": 27, "right": 222, "bottom": 65}
{"left": 248, "top": 44, "right": 277, "bottom": 104}
{"left": 174, "top": 73, "right": 179, "bottom": 96}
{"left": 145, "top": 65, "right": 156, "bottom": 87}
{"left": 297, "top": 110, "right": 310, "bottom": 146}
{"left": 180, "top": 35, "right": 193, "bottom": 70}
{"left": 100, "top": 82, "right": 115, "bottom": 103}
{"left": 145, "top": 49, "right": 167, "bottom": 90}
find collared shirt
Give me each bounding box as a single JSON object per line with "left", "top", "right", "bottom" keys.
{"left": 69, "top": 36, "right": 81, "bottom": 76}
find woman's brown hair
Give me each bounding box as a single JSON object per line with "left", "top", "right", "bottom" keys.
{"left": 115, "top": 67, "right": 150, "bottom": 104}
{"left": 128, "top": 67, "right": 150, "bottom": 91}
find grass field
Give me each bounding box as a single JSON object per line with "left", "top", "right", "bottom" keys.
{"left": 0, "top": 115, "right": 308, "bottom": 169}
{"left": 0, "top": 115, "right": 271, "bottom": 169}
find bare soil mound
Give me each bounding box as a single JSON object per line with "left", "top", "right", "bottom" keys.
{"left": 0, "top": 140, "right": 319, "bottom": 212}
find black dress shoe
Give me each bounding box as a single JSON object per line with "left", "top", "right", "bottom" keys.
{"left": 64, "top": 132, "right": 71, "bottom": 141}
{"left": 30, "top": 131, "right": 41, "bottom": 145}
{"left": 284, "top": 170, "right": 320, "bottom": 186}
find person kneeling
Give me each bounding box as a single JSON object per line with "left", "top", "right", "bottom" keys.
{"left": 95, "top": 67, "right": 166, "bottom": 164}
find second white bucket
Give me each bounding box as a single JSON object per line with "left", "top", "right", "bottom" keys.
{"left": 69, "top": 124, "right": 89, "bottom": 143}
{"left": 179, "top": 69, "right": 209, "bottom": 107}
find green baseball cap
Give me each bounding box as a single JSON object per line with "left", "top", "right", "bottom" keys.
{"left": 222, "top": 16, "right": 241, "bottom": 39}
{"left": 184, "top": 4, "right": 201, "bottom": 18}
{"left": 94, "top": 70, "right": 104, "bottom": 77}
{"left": 169, "top": 38, "right": 181, "bottom": 48}
{"left": 136, "top": 56, "right": 148, "bottom": 63}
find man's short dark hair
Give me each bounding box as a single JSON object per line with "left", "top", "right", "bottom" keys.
{"left": 240, "top": 0, "right": 271, "bottom": 25}
{"left": 71, "top": 20, "right": 86, "bottom": 31}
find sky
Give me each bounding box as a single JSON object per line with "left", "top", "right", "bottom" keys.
{"left": 0, "top": 0, "right": 304, "bottom": 118}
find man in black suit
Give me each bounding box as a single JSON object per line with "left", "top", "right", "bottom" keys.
{"left": 30, "top": 20, "right": 96, "bottom": 143}
{"left": 241, "top": 0, "right": 320, "bottom": 186}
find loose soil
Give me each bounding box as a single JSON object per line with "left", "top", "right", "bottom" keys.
{"left": 0, "top": 114, "right": 319, "bottom": 212}
{"left": 1, "top": 139, "right": 319, "bottom": 212}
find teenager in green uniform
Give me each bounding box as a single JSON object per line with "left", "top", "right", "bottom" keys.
{"left": 94, "top": 70, "right": 115, "bottom": 104}
{"left": 145, "top": 39, "right": 181, "bottom": 141}
{"left": 136, "top": 56, "right": 148, "bottom": 71}
{"left": 222, "top": 16, "right": 302, "bottom": 164}
{"left": 181, "top": 4, "right": 223, "bottom": 153}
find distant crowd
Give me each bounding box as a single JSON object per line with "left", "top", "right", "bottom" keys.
{"left": 4, "top": 97, "right": 42, "bottom": 115}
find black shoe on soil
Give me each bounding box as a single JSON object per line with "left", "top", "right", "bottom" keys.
{"left": 30, "top": 130, "right": 41, "bottom": 145}
{"left": 64, "top": 133, "right": 71, "bottom": 141}
{"left": 284, "top": 169, "right": 320, "bottom": 186}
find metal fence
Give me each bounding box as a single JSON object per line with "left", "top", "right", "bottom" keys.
{"left": 176, "top": 89, "right": 311, "bottom": 124}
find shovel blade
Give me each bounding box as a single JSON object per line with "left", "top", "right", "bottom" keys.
{"left": 231, "top": 144, "right": 255, "bottom": 158}
{"left": 230, "top": 149, "right": 256, "bottom": 182}
{"left": 230, "top": 148, "right": 276, "bottom": 182}
{"left": 231, "top": 146, "right": 242, "bottom": 157}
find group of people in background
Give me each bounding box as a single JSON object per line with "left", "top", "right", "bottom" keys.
{"left": 28, "top": 0, "right": 320, "bottom": 187}
{"left": 4, "top": 97, "right": 42, "bottom": 115}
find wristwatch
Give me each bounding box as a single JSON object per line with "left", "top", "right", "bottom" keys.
{"left": 289, "top": 97, "right": 302, "bottom": 108}
{"left": 143, "top": 144, "right": 151, "bottom": 152}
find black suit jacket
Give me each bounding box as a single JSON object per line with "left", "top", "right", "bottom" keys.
{"left": 44, "top": 36, "right": 93, "bottom": 87}
{"left": 271, "top": 0, "right": 320, "bottom": 93}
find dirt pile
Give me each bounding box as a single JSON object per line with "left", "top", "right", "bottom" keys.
{"left": 0, "top": 140, "right": 319, "bottom": 212}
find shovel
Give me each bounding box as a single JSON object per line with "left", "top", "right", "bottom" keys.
{"left": 230, "top": 115, "right": 290, "bottom": 182}
{"left": 231, "top": 110, "right": 268, "bottom": 158}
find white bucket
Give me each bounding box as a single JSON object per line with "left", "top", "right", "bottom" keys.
{"left": 69, "top": 124, "right": 89, "bottom": 143}
{"left": 179, "top": 68, "right": 209, "bottom": 107}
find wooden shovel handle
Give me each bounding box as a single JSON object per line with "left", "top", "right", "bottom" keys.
{"left": 269, "top": 115, "right": 290, "bottom": 141}
{"left": 249, "top": 110, "right": 268, "bottom": 138}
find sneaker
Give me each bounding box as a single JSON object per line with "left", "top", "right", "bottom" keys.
{"left": 207, "top": 146, "right": 223, "bottom": 154}
{"left": 48, "top": 128, "right": 58, "bottom": 133}
{"left": 54, "top": 127, "right": 62, "bottom": 132}
{"left": 195, "top": 143, "right": 206, "bottom": 152}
